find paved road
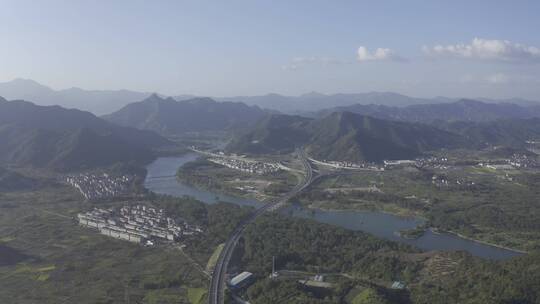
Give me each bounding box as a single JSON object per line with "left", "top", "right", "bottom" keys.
{"left": 208, "top": 149, "right": 314, "bottom": 304}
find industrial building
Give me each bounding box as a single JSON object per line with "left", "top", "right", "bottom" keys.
{"left": 228, "top": 272, "right": 254, "bottom": 289}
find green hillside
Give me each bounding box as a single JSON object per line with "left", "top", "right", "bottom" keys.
{"left": 0, "top": 99, "right": 169, "bottom": 171}
{"left": 228, "top": 112, "right": 466, "bottom": 162}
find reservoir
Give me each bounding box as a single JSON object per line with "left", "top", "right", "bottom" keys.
{"left": 144, "top": 154, "right": 523, "bottom": 260}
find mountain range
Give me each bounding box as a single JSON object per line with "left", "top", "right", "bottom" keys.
{"left": 0, "top": 97, "right": 169, "bottom": 170}
{"left": 0, "top": 79, "right": 152, "bottom": 115}
{"left": 227, "top": 112, "right": 467, "bottom": 162}
{"left": 227, "top": 111, "right": 540, "bottom": 162}
{"left": 2, "top": 78, "right": 539, "bottom": 115}
{"left": 103, "top": 94, "right": 268, "bottom": 136}
{"left": 315, "top": 99, "right": 540, "bottom": 123}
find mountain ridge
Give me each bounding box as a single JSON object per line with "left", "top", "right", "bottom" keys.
{"left": 103, "top": 94, "right": 269, "bottom": 136}
{"left": 0, "top": 99, "right": 169, "bottom": 171}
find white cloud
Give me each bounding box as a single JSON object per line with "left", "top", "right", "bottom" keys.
{"left": 357, "top": 46, "right": 404, "bottom": 62}
{"left": 423, "top": 38, "right": 540, "bottom": 63}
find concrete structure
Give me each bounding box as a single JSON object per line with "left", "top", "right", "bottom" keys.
{"left": 229, "top": 272, "right": 254, "bottom": 289}
{"left": 391, "top": 281, "right": 406, "bottom": 289}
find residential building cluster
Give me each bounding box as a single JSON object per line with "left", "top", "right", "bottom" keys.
{"left": 508, "top": 153, "right": 538, "bottom": 169}
{"left": 415, "top": 156, "right": 449, "bottom": 169}
{"left": 431, "top": 174, "right": 475, "bottom": 188}
{"left": 77, "top": 204, "right": 203, "bottom": 245}
{"left": 383, "top": 159, "right": 417, "bottom": 168}
{"left": 309, "top": 158, "right": 382, "bottom": 171}
{"left": 479, "top": 154, "right": 538, "bottom": 170}
{"left": 66, "top": 172, "right": 133, "bottom": 200}
{"left": 208, "top": 157, "right": 282, "bottom": 174}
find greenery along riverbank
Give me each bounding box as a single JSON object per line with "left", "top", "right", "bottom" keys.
{"left": 295, "top": 164, "right": 540, "bottom": 252}
{"left": 0, "top": 180, "right": 255, "bottom": 304}
{"left": 176, "top": 157, "right": 298, "bottom": 201}
{"left": 236, "top": 213, "right": 540, "bottom": 304}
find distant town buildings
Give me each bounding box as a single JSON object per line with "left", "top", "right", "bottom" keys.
{"left": 309, "top": 157, "right": 382, "bottom": 171}
{"left": 208, "top": 157, "right": 282, "bottom": 175}
{"left": 77, "top": 204, "right": 203, "bottom": 245}
{"left": 479, "top": 153, "right": 538, "bottom": 170}
{"left": 66, "top": 173, "right": 134, "bottom": 200}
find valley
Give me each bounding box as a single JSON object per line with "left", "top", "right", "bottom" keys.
{"left": 2, "top": 92, "right": 540, "bottom": 304}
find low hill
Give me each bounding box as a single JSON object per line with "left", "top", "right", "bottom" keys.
{"left": 0, "top": 99, "right": 169, "bottom": 171}
{"left": 0, "top": 167, "right": 38, "bottom": 191}
{"left": 103, "top": 94, "right": 268, "bottom": 136}
{"left": 317, "top": 99, "right": 540, "bottom": 123}
{"left": 228, "top": 112, "right": 466, "bottom": 162}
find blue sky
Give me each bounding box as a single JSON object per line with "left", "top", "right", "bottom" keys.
{"left": 1, "top": 0, "right": 540, "bottom": 99}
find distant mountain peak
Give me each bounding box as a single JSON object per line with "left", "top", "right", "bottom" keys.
{"left": 301, "top": 91, "right": 326, "bottom": 98}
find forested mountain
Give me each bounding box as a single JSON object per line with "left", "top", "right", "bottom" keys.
{"left": 316, "top": 99, "right": 540, "bottom": 122}
{"left": 228, "top": 110, "right": 540, "bottom": 162}
{"left": 306, "top": 112, "right": 466, "bottom": 162}
{"left": 228, "top": 112, "right": 466, "bottom": 162}
{"left": 0, "top": 98, "right": 169, "bottom": 170}
{"left": 103, "top": 94, "right": 268, "bottom": 136}
{"left": 438, "top": 118, "right": 540, "bottom": 147}
{"left": 226, "top": 114, "right": 312, "bottom": 154}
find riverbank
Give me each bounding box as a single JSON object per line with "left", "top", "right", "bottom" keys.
{"left": 146, "top": 155, "right": 524, "bottom": 260}
{"left": 439, "top": 229, "right": 528, "bottom": 254}
{"left": 298, "top": 201, "right": 528, "bottom": 255}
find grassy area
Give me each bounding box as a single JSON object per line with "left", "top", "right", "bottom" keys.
{"left": 297, "top": 162, "right": 540, "bottom": 251}
{"left": 177, "top": 157, "right": 297, "bottom": 201}
{"left": 206, "top": 243, "right": 224, "bottom": 272}
{"left": 0, "top": 185, "right": 209, "bottom": 304}
{"left": 187, "top": 287, "right": 207, "bottom": 304}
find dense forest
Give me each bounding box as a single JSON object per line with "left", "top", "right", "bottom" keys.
{"left": 238, "top": 214, "right": 540, "bottom": 304}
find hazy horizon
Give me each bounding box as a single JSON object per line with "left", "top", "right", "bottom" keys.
{"left": 1, "top": 1, "right": 540, "bottom": 100}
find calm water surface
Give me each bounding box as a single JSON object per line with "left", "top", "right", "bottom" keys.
{"left": 144, "top": 154, "right": 522, "bottom": 260}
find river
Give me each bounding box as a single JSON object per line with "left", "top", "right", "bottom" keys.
{"left": 144, "top": 154, "right": 523, "bottom": 260}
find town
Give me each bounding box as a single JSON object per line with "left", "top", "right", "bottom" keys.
{"left": 66, "top": 172, "right": 134, "bottom": 200}
{"left": 309, "top": 157, "right": 383, "bottom": 171}
{"left": 207, "top": 156, "right": 283, "bottom": 175}
{"left": 77, "top": 204, "right": 203, "bottom": 246}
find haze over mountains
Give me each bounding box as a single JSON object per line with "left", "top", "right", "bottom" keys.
{"left": 0, "top": 97, "right": 169, "bottom": 170}
{"left": 3, "top": 78, "right": 540, "bottom": 166}
{"left": 2, "top": 78, "right": 539, "bottom": 116}
{"left": 0, "top": 79, "right": 152, "bottom": 115}
{"left": 316, "top": 99, "right": 540, "bottom": 123}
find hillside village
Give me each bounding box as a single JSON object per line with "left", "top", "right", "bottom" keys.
{"left": 66, "top": 172, "right": 135, "bottom": 200}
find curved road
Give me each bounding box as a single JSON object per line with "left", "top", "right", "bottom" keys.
{"left": 208, "top": 149, "right": 313, "bottom": 304}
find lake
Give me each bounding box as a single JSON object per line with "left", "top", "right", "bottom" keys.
{"left": 144, "top": 154, "right": 523, "bottom": 260}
